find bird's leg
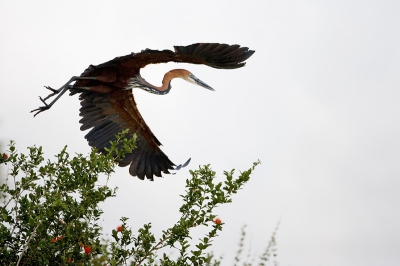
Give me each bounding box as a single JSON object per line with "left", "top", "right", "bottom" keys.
{"left": 31, "top": 76, "right": 98, "bottom": 117}
{"left": 41, "top": 76, "right": 98, "bottom": 101}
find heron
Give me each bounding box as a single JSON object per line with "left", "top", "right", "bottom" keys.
{"left": 31, "top": 43, "right": 255, "bottom": 180}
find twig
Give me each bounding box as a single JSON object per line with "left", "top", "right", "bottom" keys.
{"left": 16, "top": 223, "right": 40, "bottom": 266}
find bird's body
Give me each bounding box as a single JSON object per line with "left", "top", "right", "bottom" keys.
{"left": 32, "top": 43, "right": 254, "bottom": 180}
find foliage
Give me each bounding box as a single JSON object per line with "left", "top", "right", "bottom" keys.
{"left": 0, "top": 132, "right": 136, "bottom": 265}
{"left": 0, "top": 133, "right": 270, "bottom": 265}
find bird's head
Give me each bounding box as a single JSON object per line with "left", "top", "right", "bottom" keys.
{"left": 173, "top": 69, "right": 214, "bottom": 91}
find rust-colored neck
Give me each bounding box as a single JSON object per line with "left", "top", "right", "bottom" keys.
{"left": 128, "top": 69, "right": 190, "bottom": 95}
{"left": 158, "top": 69, "right": 190, "bottom": 91}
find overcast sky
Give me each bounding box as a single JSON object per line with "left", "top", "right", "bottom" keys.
{"left": 1, "top": 1, "right": 399, "bottom": 265}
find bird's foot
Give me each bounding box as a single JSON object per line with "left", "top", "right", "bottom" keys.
{"left": 30, "top": 97, "right": 50, "bottom": 117}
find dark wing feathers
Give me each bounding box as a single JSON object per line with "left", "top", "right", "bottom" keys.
{"left": 78, "top": 89, "right": 175, "bottom": 180}
{"left": 72, "top": 43, "right": 254, "bottom": 180}
{"left": 96, "top": 49, "right": 177, "bottom": 69}
{"left": 173, "top": 43, "right": 254, "bottom": 69}
{"left": 87, "top": 43, "right": 254, "bottom": 72}
{"left": 150, "top": 157, "right": 162, "bottom": 177}
{"left": 119, "top": 151, "right": 135, "bottom": 167}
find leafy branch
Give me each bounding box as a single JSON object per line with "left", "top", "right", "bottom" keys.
{"left": 0, "top": 132, "right": 274, "bottom": 266}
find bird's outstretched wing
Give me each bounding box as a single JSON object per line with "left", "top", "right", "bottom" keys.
{"left": 95, "top": 43, "right": 255, "bottom": 70}
{"left": 78, "top": 88, "right": 176, "bottom": 180}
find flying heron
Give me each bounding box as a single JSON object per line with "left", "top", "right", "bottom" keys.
{"left": 32, "top": 43, "right": 255, "bottom": 180}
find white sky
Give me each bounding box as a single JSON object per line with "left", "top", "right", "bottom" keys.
{"left": 1, "top": 1, "right": 399, "bottom": 265}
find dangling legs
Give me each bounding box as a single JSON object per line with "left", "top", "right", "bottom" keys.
{"left": 31, "top": 76, "right": 97, "bottom": 117}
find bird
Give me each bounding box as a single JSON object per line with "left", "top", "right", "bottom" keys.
{"left": 31, "top": 43, "right": 255, "bottom": 180}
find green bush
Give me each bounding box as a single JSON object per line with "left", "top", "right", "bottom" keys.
{"left": 0, "top": 133, "right": 274, "bottom": 265}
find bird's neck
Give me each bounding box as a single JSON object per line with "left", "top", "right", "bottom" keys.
{"left": 160, "top": 69, "right": 189, "bottom": 91}
{"left": 128, "top": 69, "right": 188, "bottom": 95}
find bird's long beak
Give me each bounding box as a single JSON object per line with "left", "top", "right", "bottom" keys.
{"left": 187, "top": 74, "right": 215, "bottom": 91}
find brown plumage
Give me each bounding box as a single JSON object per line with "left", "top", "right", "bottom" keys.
{"left": 32, "top": 43, "right": 255, "bottom": 180}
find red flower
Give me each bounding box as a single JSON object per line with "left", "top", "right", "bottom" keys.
{"left": 117, "top": 225, "right": 123, "bottom": 232}
{"left": 84, "top": 245, "right": 92, "bottom": 254}
{"left": 51, "top": 237, "right": 57, "bottom": 243}
{"left": 57, "top": 236, "right": 63, "bottom": 241}
{"left": 214, "top": 217, "right": 222, "bottom": 225}
{"left": 2, "top": 153, "right": 8, "bottom": 160}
